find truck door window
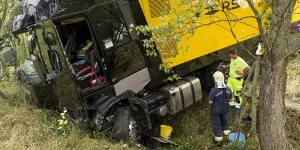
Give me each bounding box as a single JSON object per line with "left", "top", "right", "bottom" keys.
{"left": 14, "top": 32, "right": 44, "bottom": 84}
{"left": 15, "top": 33, "right": 37, "bottom": 76}
{"left": 88, "top": 2, "right": 131, "bottom": 52}
{"left": 35, "top": 27, "right": 62, "bottom": 74}
{"left": 89, "top": 2, "right": 146, "bottom": 82}
{"left": 14, "top": 24, "right": 64, "bottom": 84}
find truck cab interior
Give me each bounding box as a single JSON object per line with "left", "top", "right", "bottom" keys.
{"left": 55, "top": 17, "right": 105, "bottom": 90}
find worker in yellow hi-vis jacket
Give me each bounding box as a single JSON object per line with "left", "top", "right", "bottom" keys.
{"left": 222, "top": 49, "right": 251, "bottom": 114}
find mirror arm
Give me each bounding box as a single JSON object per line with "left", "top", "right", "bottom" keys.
{"left": 28, "top": 34, "right": 36, "bottom": 53}
{"left": 31, "top": 54, "right": 46, "bottom": 81}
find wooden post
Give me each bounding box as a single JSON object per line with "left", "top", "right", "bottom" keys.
{"left": 0, "top": 90, "right": 9, "bottom": 100}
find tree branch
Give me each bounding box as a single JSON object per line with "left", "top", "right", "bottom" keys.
{"left": 222, "top": 11, "right": 256, "bottom": 59}
{"left": 250, "top": 55, "right": 261, "bottom": 134}
{"left": 225, "top": 10, "right": 260, "bottom": 30}
{"left": 246, "top": 0, "right": 270, "bottom": 52}
{"left": 281, "top": 46, "right": 300, "bottom": 60}
{"left": 235, "top": 60, "right": 256, "bottom": 131}
{"left": 195, "top": 15, "right": 258, "bottom": 29}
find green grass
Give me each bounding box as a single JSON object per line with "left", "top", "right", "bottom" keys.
{"left": 156, "top": 54, "right": 300, "bottom": 150}
{"left": 0, "top": 78, "right": 136, "bottom": 150}
{"left": 153, "top": 99, "right": 260, "bottom": 150}
{"left": 0, "top": 53, "right": 300, "bottom": 150}
{"left": 0, "top": 102, "right": 123, "bottom": 149}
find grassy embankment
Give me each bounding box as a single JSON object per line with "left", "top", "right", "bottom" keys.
{"left": 0, "top": 69, "right": 134, "bottom": 150}
{"left": 0, "top": 53, "right": 299, "bottom": 150}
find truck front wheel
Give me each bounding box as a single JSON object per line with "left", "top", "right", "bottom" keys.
{"left": 112, "top": 107, "right": 137, "bottom": 142}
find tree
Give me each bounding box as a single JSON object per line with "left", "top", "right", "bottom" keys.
{"left": 131, "top": 0, "right": 299, "bottom": 149}
{"left": 0, "top": 0, "right": 9, "bottom": 28}
{"left": 247, "top": 0, "right": 299, "bottom": 149}
{"left": 0, "top": 0, "right": 16, "bottom": 34}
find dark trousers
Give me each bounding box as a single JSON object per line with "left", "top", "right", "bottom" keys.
{"left": 211, "top": 112, "right": 229, "bottom": 137}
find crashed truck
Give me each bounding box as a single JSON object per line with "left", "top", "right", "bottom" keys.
{"left": 6, "top": 0, "right": 300, "bottom": 141}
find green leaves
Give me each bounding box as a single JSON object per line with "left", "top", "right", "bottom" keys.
{"left": 57, "top": 107, "right": 69, "bottom": 135}
{"left": 58, "top": 119, "right": 68, "bottom": 126}
{"left": 168, "top": 76, "right": 174, "bottom": 82}
{"left": 129, "top": 24, "right": 135, "bottom": 33}
{"left": 0, "top": 0, "right": 15, "bottom": 29}
{"left": 145, "top": 49, "right": 157, "bottom": 57}
{"left": 129, "top": 0, "right": 214, "bottom": 82}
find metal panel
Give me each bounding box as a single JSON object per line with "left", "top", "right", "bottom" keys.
{"left": 0, "top": 49, "right": 15, "bottom": 67}
{"left": 159, "top": 84, "right": 182, "bottom": 115}
{"left": 183, "top": 76, "right": 202, "bottom": 102}
{"left": 114, "top": 68, "right": 151, "bottom": 96}
{"left": 148, "top": 0, "right": 170, "bottom": 18}
{"left": 175, "top": 80, "right": 194, "bottom": 108}
{"left": 159, "top": 76, "right": 202, "bottom": 115}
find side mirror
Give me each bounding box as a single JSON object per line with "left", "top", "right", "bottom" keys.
{"left": 28, "top": 34, "right": 36, "bottom": 53}
{"left": 31, "top": 54, "right": 46, "bottom": 81}
{"left": 44, "top": 32, "right": 56, "bottom": 45}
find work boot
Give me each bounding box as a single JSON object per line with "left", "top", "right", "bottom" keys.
{"left": 213, "top": 140, "right": 224, "bottom": 147}
{"left": 213, "top": 137, "right": 224, "bottom": 147}
{"left": 223, "top": 130, "right": 231, "bottom": 136}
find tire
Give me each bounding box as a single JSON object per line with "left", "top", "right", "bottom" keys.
{"left": 200, "top": 71, "right": 215, "bottom": 92}
{"left": 112, "top": 107, "right": 136, "bottom": 142}
{"left": 201, "top": 61, "right": 230, "bottom": 91}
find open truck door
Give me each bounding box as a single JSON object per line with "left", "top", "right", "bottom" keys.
{"left": 14, "top": 20, "right": 88, "bottom": 122}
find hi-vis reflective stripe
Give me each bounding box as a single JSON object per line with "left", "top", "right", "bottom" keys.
{"left": 229, "top": 101, "right": 236, "bottom": 106}
{"left": 215, "top": 90, "right": 231, "bottom": 97}
{"left": 223, "top": 130, "right": 231, "bottom": 136}
{"left": 215, "top": 91, "right": 223, "bottom": 97}
{"left": 215, "top": 136, "right": 223, "bottom": 141}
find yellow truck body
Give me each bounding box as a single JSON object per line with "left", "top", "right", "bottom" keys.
{"left": 138, "top": 0, "right": 300, "bottom": 67}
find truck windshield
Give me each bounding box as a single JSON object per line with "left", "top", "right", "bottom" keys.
{"left": 14, "top": 23, "right": 63, "bottom": 80}
{"left": 15, "top": 32, "right": 37, "bottom": 76}
{"left": 33, "top": 26, "right": 63, "bottom": 74}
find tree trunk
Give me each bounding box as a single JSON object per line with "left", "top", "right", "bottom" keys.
{"left": 255, "top": 0, "right": 297, "bottom": 149}
{"left": 250, "top": 56, "right": 261, "bottom": 134}
{"left": 259, "top": 59, "right": 290, "bottom": 150}
{"left": 0, "top": 0, "right": 9, "bottom": 28}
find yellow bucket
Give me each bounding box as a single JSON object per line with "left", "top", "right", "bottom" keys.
{"left": 160, "top": 125, "right": 173, "bottom": 139}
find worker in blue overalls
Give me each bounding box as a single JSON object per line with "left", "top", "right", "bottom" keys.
{"left": 209, "top": 71, "right": 233, "bottom": 145}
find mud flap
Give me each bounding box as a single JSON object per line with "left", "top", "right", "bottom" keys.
{"left": 128, "top": 97, "right": 152, "bottom": 130}
{"left": 94, "top": 91, "right": 152, "bottom": 131}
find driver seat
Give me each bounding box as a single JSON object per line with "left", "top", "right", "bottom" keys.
{"left": 74, "top": 48, "right": 104, "bottom": 88}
